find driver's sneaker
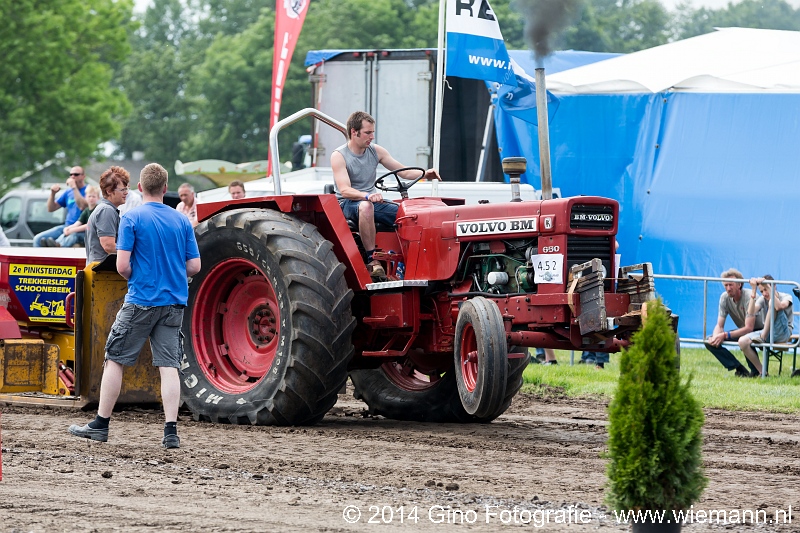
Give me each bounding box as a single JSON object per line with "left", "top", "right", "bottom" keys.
{"left": 68, "top": 423, "right": 108, "bottom": 442}
{"left": 367, "top": 260, "right": 386, "bottom": 280}
{"left": 162, "top": 434, "right": 180, "bottom": 449}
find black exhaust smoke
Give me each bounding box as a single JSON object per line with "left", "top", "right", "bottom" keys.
{"left": 512, "top": 0, "right": 581, "bottom": 199}
{"left": 514, "top": 0, "right": 582, "bottom": 61}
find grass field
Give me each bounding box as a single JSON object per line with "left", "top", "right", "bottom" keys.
{"left": 522, "top": 347, "right": 800, "bottom": 412}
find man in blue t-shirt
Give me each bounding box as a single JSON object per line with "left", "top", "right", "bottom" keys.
{"left": 34, "top": 165, "right": 89, "bottom": 246}
{"left": 69, "top": 163, "right": 201, "bottom": 449}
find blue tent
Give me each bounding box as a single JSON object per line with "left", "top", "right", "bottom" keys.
{"left": 498, "top": 29, "right": 800, "bottom": 339}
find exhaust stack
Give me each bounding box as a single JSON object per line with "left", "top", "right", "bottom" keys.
{"left": 534, "top": 63, "right": 553, "bottom": 200}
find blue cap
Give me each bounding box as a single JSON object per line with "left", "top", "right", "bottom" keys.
{"left": 299, "top": 134, "right": 312, "bottom": 144}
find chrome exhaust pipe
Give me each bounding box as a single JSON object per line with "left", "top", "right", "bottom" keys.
{"left": 534, "top": 63, "right": 553, "bottom": 200}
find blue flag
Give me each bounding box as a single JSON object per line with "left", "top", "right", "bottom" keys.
{"left": 445, "top": 0, "right": 514, "bottom": 85}
{"left": 446, "top": 0, "right": 559, "bottom": 124}
{"left": 495, "top": 72, "right": 560, "bottom": 125}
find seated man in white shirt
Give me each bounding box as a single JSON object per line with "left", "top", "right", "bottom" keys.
{"left": 738, "top": 275, "right": 793, "bottom": 376}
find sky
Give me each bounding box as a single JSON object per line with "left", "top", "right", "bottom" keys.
{"left": 133, "top": 0, "right": 800, "bottom": 13}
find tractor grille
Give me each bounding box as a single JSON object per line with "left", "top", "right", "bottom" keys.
{"left": 567, "top": 236, "right": 613, "bottom": 290}
{"left": 570, "top": 204, "right": 614, "bottom": 230}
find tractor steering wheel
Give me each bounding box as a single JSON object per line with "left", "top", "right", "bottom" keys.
{"left": 375, "top": 167, "right": 426, "bottom": 198}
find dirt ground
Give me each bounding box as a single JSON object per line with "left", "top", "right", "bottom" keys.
{"left": 1, "top": 386, "right": 798, "bottom": 532}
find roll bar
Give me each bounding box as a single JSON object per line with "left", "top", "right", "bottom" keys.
{"left": 269, "top": 108, "right": 347, "bottom": 195}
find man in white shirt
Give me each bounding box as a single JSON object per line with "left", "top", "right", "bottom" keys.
{"left": 119, "top": 188, "right": 142, "bottom": 216}
{"left": 176, "top": 183, "right": 198, "bottom": 227}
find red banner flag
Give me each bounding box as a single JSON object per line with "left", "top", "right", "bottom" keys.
{"left": 268, "top": 0, "right": 310, "bottom": 176}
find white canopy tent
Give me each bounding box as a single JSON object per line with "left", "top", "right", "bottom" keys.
{"left": 546, "top": 27, "right": 800, "bottom": 93}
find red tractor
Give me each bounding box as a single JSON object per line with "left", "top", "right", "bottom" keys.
{"left": 180, "top": 109, "right": 654, "bottom": 426}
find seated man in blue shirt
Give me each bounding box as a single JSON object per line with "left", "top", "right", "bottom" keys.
{"left": 34, "top": 166, "right": 89, "bottom": 247}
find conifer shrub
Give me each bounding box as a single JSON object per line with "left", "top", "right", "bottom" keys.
{"left": 606, "top": 300, "right": 707, "bottom": 513}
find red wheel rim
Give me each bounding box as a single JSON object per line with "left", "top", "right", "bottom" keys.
{"left": 382, "top": 351, "right": 444, "bottom": 392}
{"left": 459, "top": 323, "right": 478, "bottom": 392}
{"left": 192, "top": 258, "right": 281, "bottom": 394}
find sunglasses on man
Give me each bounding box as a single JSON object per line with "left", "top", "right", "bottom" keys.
{"left": 69, "top": 172, "right": 83, "bottom": 177}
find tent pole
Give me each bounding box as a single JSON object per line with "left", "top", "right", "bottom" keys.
{"left": 432, "top": 0, "right": 446, "bottom": 178}
{"left": 475, "top": 102, "right": 495, "bottom": 182}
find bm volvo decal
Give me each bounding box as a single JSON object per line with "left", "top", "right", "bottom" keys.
{"left": 571, "top": 213, "right": 613, "bottom": 222}
{"left": 456, "top": 217, "right": 538, "bottom": 237}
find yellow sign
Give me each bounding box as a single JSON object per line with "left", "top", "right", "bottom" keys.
{"left": 9, "top": 263, "right": 77, "bottom": 323}
{"left": 9, "top": 264, "right": 76, "bottom": 277}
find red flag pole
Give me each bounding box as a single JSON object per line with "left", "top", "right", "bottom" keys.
{"left": 267, "top": 0, "right": 311, "bottom": 177}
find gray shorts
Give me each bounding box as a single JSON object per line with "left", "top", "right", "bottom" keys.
{"left": 105, "top": 303, "right": 185, "bottom": 368}
{"left": 745, "top": 329, "right": 791, "bottom": 344}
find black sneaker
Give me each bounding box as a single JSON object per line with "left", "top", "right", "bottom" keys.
{"left": 595, "top": 363, "right": 605, "bottom": 370}
{"left": 542, "top": 360, "right": 558, "bottom": 366}
{"left": 162, "top": 434, "right": 180, "bottom": 449}
{"left": 734, "top": 367, "right": 750, "bottom": 378}
{"left": 68, "top": 423, "right": 108, "bottom": 442}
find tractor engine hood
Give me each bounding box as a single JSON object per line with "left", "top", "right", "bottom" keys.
{"left": 394, "top": 196, "right": 618, "bottom": 282}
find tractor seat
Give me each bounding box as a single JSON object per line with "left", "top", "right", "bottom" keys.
{"left": 325, "top": 184, "right": 395, "bottom": 232}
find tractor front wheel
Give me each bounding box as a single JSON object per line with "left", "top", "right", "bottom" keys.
{"left": 181, "top": 208, "right": 355, "bottom": 425}
{"left": 350, "top": 342, "right": 529, "bottom": 423}
{"left": 349, "top": 352, "right": 471, "bottom": 423}
{"left": 454, "top": 297, "right": 508, "bottom": 418}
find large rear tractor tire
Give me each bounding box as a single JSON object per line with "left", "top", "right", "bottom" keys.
{"left": 181, "top": 209, "right": 355, "bottom": 425}
{"left": 454, "top": 297, "right": 508, "bottom": 418}
{"left": 349, "top": 344, "right": 530, "bottom": 423}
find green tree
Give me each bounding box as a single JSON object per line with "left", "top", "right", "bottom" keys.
{"left": 606, "top": 301, "right": 707, "bottom": 512}
{"left": 179, "top": 0, "right": 441, "bottom": 164}
{"left": 493, "top": 0, "right": 528, "bottom": 48}
{"left": 115, "top": 0, "right": 270, "bottom": 167}
{"left": 182, "top": 10, "right": 276, "bottom": 163}
{"left": 116, "top": 42, "right": 194, "bottom": 167}
{"left": 0, "top": 0, "right": 133, "bottom": 182}
{"left": 561, "top": 0, "right": 671, "bottom": 53}
{"left": 195, "top": 0, "right": 268, "bottom": 38}
{"left": 298, "top": 0, "right": 437, "bottom": 50}
{"left": 138, "top": 0, "right": 193, "bottom": 47}
{"left": 560, "top": 1, "right": 614, "bottom": 52}
{"left": 672, "top": 0, "right": 800, "bottom": 40}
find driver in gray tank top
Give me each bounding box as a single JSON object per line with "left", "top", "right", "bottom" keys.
{"left": 331, "top": 110, "right": 440, "bottom": 280}
{"left": 333, "top": 144, "right": 378, "bottom": 200}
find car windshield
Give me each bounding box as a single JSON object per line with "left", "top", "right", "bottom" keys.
{"left": 27, "top": 199, "right": 65, "bottom": 234}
